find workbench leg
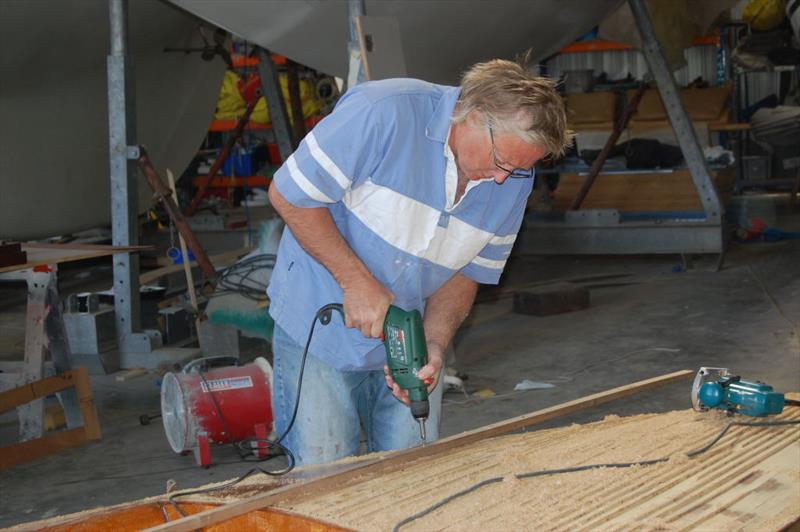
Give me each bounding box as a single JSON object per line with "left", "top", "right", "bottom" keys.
{"left": 18, "top": 269, "right": 51, "bottom": 441}
{"left": 45, "top": 280, "right": 82, "bottom": 429}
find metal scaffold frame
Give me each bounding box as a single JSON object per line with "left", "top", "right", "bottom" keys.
{"left": 522, "top": 0, "right": 726, "bottom": 257}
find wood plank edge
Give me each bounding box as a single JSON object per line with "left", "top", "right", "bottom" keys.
{"left": 0, "top": 427, "right": 88, "bottom": 470}
{"left": 0, "top": 371, "right": 78, "bottom": 413}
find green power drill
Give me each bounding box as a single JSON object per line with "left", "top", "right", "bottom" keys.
{"left": 320, "top": 303, "right": 430, "bottom": 442}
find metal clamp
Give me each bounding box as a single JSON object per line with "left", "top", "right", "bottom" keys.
{"left": 126, "top": 146, "right": 141, "bottom": 160}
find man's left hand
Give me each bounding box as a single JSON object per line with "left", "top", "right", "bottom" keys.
{"left": 383, "top": 343, "right": 444, "bottom": 405}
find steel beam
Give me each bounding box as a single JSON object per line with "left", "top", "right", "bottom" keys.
{"left": 107, "top": 1, "right": 155, "bottom": 353}
{"left": 629, "top": 0, "right": 723, "bottom": 224}
{"left": 107, "top": 0, "right": 143, "bottom": 351}
{"left": 256, "top": 48, "right": 295, "bottom": 162}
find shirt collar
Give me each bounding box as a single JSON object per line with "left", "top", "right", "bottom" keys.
{"left": 425, "top": 86, "right": 461, "bottom": 143}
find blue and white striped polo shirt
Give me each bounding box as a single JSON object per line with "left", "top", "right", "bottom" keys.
{"left": 267, "top": 79, "right": 534, "bottom": 370}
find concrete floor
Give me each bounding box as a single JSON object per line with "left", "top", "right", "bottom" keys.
{"left": 1, "top": 196, "right": 798, "bottom": 527}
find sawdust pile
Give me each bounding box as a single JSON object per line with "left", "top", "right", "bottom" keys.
{"left": 277, "top": 406, "right": 800, "bottom": 531}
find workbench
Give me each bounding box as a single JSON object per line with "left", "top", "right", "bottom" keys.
{"left": 0, "top": 243, "right": 147, "bottom": 444}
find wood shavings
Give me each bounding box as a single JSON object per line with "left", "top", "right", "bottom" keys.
{"left": 278, "top": 406, "right": 799, "bottom": 531}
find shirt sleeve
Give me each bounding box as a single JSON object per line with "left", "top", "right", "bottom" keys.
{"left": 459, "top": 177, "right": 534, "bottom": 285}
{"left": 272, "top": 90, "right": 382, "bottom": 208}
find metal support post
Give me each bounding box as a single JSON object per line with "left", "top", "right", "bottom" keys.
{"left": 347, "top": 0, "right": 366, "bottom": 90}
{"left": 257, "top": 48, "right": 295, "bottom": 162}
{"left": 629, "top": 0, "right": 723, "bottom": 224}
{"left": 108, "top": 0, "right": 148, "bottom": 353}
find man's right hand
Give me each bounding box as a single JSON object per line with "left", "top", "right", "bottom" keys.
{"left": 341, "top": 272, "right": 394, "bottom": 338}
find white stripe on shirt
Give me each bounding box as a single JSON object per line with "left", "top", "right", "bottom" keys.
{"left": 421, "top": 215, "right": 492, "bottom": 270}
{"left": 471, "top": 254, "right": 507, "bottom": 270}
{"left": 287, "top": 155, "right": 335, "bottom": 203}
{"left": 344, "top": 180, "right": 494, "bottom": 270}
{"left": 490, "top": 233, "right": 517, "bottom": 246}
{"left": 306, "top": 132, "right": 351, "bottom": 190}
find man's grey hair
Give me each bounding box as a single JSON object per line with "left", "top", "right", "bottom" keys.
{"left": 453, "top": 58, "right": 574, "bottom": 157}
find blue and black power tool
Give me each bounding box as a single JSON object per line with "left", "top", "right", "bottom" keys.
{"left": 691, "top": 367, "right": 786, "bottom": 417}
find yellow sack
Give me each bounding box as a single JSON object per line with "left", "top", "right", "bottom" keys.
{"left": 250, "top": 75, "right": 322, "bottom": 125}
{"left": 214, "top": 71, "right": 247, "bottom": 120}
{"left": 743, "top": 0, "right": 786, "bottom": 31}
{"left": 214, "top": 69, "right": 322, "bottom": 125}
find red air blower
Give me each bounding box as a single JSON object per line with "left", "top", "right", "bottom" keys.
{"left": 160, "top": 357, "right": 274, "bottom": 467}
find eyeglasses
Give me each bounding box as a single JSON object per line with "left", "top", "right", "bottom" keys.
{"left": 488, "top": 126, "right": 535, "bottom": 179}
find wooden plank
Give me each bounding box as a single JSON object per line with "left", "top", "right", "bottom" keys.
{"left": 0, "top": 244, "right": 152, "bottom": 274}
{"left": 0, "top": 427, "right": 89, "bottom": 470}
{"left": 72, "top": 366, "right": 101, "bottom": 442}
{"left": 0, "top": 371, "right": 76, "bottom": 413}
{"left": 549, "top": 168, "right": 735, "bottom": 212}
{"left": 708, "top": 122, "right": 751, "bottom": 131}
{"left": 22, "top": 243, "right": 152, "bottom": 252}
{"left": 144, "top": 370, "right": 693, "bottom": 532}
{"left": 0, "top": 367, "right": 101, "bottom": 469}
{"left": 114, "top": 367, "right": 148, "bottom": 382}
{"left": 574, "top": 415, "right": 799, "bottom": 530}
{"left": 168, "top": 169, "right": 205, "bottom": 351}
{"left": 139, "top": 247, "right": 252, "bottom": 285}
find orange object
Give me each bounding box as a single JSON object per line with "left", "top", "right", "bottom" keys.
{"left": 692, "top": 34, "right": 720, "bottom": 46}
{"left": 559, "top": 39, "right": 634, "bottom": 54}
{"left": 230, "top": 52, "right": 287, "bottom": 68}
{"left": 560, "top": 34, "right": 718, "bottom": 55}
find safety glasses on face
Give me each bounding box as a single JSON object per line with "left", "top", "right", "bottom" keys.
{"left": 488, "top": 126, "right": 535, "bottom": 179}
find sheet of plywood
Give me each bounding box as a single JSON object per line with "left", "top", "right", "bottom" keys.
{"left": 143, "top": 397, "right": 798, "bottom": 531}
{"left": 279, "top": 400, "right": 799, "bottom": 531}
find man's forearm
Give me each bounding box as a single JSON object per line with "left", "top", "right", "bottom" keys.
{"left": 268, "top": 184, "right": 369, "bottom": 290}
{"left": 269, "top": 183, "right": 393, "bottom": 337}
{"left": 423, "top": 273, "right": 478, "bottom": 355}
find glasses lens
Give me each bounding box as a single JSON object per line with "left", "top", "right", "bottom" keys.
{"left": 509, "top": 168, "right": 534, "bottom": 179}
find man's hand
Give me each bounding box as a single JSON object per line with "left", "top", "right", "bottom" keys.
{"left": 383, "top": 343, "right": 444, "bottom": 405}
{"left": 341, "top": 271, "right": 394, "bottom": 338}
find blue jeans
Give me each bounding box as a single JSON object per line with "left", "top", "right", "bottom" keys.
{"left": 271, "top": 324, "right": 442, "bottom": 465}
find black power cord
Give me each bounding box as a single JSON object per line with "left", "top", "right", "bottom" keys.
{"left": 392, "top": 418, "right": 800, "bottom": 532}
{"left": 211, "top": 254, "right": 277, "bottom": 302}
{"left": 167, "top": 303, "right": 343, "bottom": 517}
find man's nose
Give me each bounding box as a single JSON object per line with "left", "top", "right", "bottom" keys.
{"left": 494, "top": 171, "right": 510, "bottom": 184}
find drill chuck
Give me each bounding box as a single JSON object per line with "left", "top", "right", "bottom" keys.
{"left": 410, "top": 399, "right": 429, "bottom": 420}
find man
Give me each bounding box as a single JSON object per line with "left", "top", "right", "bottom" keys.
{"left": 267, "top": 58, "right": 572, "bottom": 465}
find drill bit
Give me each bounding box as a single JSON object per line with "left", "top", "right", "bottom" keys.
{"left": 417, "top": 418, "right": 427, "bottom": 444}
